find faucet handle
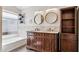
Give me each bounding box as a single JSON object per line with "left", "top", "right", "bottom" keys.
{"left": 35, "top": 28, "right": 40, "bottom": 31}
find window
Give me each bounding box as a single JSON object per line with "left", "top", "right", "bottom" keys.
{"left": 2, "top": 10, "right": 18, "bottom": 37}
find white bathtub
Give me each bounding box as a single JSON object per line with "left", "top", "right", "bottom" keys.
{"left": 2, "top": 36, "right": 26, "bottom": 52}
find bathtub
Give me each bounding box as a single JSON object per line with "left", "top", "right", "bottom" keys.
{"left": 2, "top": 36, "right": 26, "bottom": 52}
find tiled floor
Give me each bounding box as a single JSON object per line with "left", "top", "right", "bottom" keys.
{"left": 11, "top": 45, "right": 34, "bottom": 52}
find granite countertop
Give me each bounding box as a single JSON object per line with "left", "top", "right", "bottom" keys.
{"left": 27, "top": 31, "right": 59, "bottom": 33}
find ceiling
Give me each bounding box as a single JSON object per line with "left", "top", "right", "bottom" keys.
{"left": 16, "top": 6, "right": 69, "bottom": 11}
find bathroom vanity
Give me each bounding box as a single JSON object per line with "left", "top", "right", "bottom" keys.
{"left": 26, "top": 31, "right": 58, "bottom": 52}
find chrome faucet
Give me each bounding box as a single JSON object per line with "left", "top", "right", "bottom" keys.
{"left": 35, "top": 28, "right": 40, "bottom": 31}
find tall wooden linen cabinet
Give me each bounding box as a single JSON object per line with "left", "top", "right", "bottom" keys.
{"left": 60, "top": 6, "right": 78, "bottom": 52}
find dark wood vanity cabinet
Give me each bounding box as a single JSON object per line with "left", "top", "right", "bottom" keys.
{"left": 60, "top": 6, "right": 78, "bottom": 52}
{"left": 26, "top": 32, "right": 58, "bottom": 52}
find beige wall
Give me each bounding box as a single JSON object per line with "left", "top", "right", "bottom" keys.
{"left": 0, "top": 6, "right": 2, "bottom": 51}
{"left": 18, "top": 6, "right": 61, "bottom": 37}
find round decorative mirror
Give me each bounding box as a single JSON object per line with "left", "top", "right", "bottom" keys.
{"left": 34, "top": 13, "right": 44, "bottom": 25}
{"left": 45, "top": 12, "right": 58, "bottom": 24}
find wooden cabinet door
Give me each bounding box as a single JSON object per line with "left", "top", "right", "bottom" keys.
{"left": 44, "top": 34, "right": 57, "bottom": 52}
{"left": 51, "top": 35, "right": 57, "bottom": 52}
{"left": 32, "top": 36, "right": 44, "bottom": 51}
{"left": 27, "top": 36, "right": 34, "bottom": 47}
{"left": 44, "top": 37, "right": 52, "bottom": 52}
{"left": 60, "top": 33, "right": 77, "bottom": 52}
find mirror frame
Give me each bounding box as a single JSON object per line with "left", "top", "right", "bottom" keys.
{"left": 34, "top": 13, "right": 44, "bottom": 25}
{"left": 45, "top": 12, "right": 58, "bottom": 24}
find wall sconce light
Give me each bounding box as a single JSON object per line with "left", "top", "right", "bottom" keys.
{"left": 19, "top": 14, "right": 25, "bottom": 24}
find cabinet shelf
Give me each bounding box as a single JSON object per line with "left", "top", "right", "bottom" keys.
{"left": 62, "top": 15, "right": 74, "bottom": 20}
{"left": 62, "top": 19, "right": 75, "bottom": 21}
